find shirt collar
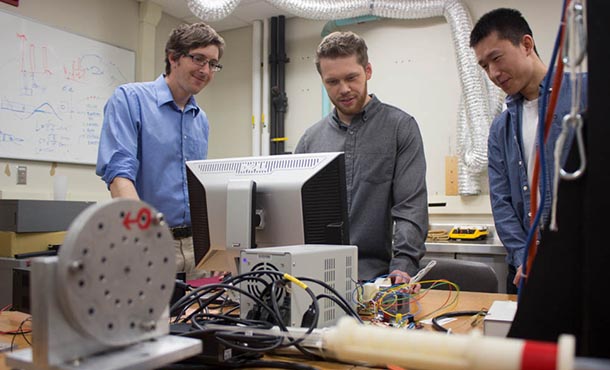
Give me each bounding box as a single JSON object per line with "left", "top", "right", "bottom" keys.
{"left": 154, "top": 74, "right": 201, "bottom": 116}
{"left": 331, "top": 94, "right": 380, "bottom": 127}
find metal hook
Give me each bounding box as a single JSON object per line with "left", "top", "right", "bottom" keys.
{"left": 559, "top": 113, "right": 586, "bottom": 180}
{"left": 562, "top": 1, "right": 587, "bottom": 68}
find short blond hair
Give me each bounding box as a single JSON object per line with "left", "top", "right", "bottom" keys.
{"left": 315, "top": 31, "right": 368, "bottom": 74}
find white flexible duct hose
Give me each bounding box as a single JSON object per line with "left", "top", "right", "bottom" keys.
{"left": 186, "top": 0, "right": 240, "bottom": 21}
{"left": 186, "top": 0, "right": 505, "bottom": 195}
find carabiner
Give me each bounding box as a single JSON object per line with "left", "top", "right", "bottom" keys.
{"left": 562, "top": 1, "right": 587, "bottom": 68}
{"left": 559, "top": 113, "right": 586, "bottom": 180}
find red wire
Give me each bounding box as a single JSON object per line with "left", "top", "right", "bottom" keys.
{"left": 0, "top": 329, "right": 32, "bottom": 335}
{"left": 525, "top": 9, "right": 568, "bottom": 278}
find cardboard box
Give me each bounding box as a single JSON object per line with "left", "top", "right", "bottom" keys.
{"left": 0, "top": 231, "right": 66, "bottom": 257}
{"left": 484, "top": 300, "right": 517, "bottom": 337}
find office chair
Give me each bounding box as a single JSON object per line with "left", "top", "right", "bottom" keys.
{"left": 420, "top": 257, "right": 499, "bottom": 293}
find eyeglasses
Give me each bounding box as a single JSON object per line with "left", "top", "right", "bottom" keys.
{"left": 187, "top": 54, "right": 223, "bottom": 72}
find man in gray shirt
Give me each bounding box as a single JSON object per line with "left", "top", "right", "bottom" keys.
{"left": 295, "top": 31, "right": 428, "bottom": 283}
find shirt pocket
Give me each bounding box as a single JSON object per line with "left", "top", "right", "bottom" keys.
{"left": 357, "top": 152, "right": 394, "bottom": 184}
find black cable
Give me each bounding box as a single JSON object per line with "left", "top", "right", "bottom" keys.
{"left": 181, "top": 289, "right": 226, "bottom": 323}
{"left": 170, "top": 275, "right": 291, "bottom": 355}
{"left": 223, "top": 304, "right": 240, "bottom": 316}
{"left": 174, "top": 279, "right": 190, "bottom": 289}
{"left": 163, "top": 358, "right": 319, "bottom": 370}
{"left": 182, "top": 271, "right": 353, "bottom": 327}
{"left": 191, "top": 313, "right": 272, "bottom": 331}
{"left": 172, "top": 285, "right": 230, "bottom": 320}
{"left": 191, "top": 286, "right": 285, "bottom": 353}
{"left": 184, "top": 283, "right": 280, "bottom": 325}
{"left": 225, "top": 271, "right": 282, "bottom": 287}
{"left": 315, "top": 294, "right": 352, "bottom": 317}
{"left": 171, "top": 270, "right": 345, "bottom": 361}
{"left": 298, "top": 277, "right": 362, "bottom": 323}
{"left": 171, "top": 281, "right": 234, "bottom": 315}
{"left": 431, "top": 310, "right": 487, "bottom": 332}
{"left": 10, "top": 317, "right": 31, "bottom": 350}
{"left": 229, "top": 359, "right": 319, "bottom": 369}
{"left": 215, "top": 331, "right": 284, "bottom": 350}
{"left": 214, "top": 332, "right": 284, "bottom": 353}
{"left": 269, "top": 279, "right": 322, "bottom": 359}
{"left": 233, "top": 271, "right": 359, "bottom": 323}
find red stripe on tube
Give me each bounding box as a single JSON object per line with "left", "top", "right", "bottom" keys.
{"left": 521, "top": 341, "right": 558, "bottom": 370}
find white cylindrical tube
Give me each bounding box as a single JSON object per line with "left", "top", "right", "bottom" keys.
{"left": 323, "top": 317, "right": 573, "bottom": 370}
{"left": 262, "top": 18, "right": 271, "bottom": 156}
{"left": 252, "top": 20, "right": 262, "bottom": 156}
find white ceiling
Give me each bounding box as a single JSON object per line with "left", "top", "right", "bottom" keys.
{"left": 148, "top": 0, "right": 293, "bottom": 32}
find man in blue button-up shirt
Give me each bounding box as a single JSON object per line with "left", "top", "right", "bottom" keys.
{"left": 471, "top": 9, "right": 587, "bottom": 293}
{"left": 96, "top": 23, "right": 225, "bottom": 279}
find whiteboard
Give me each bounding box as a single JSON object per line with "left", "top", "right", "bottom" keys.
{"left": 0, "top": 10, "right": 135, "bottom": 164}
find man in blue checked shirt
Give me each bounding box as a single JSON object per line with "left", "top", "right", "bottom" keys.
{"left": 96, "top": 22, "right": 225, "bottom": 280}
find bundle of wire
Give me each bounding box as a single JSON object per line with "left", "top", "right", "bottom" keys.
{"left": 354, "top": 278, "right": 460, "bottom": 328}
{"left": 167, "top": 271, "right": 361, "bottom": 369}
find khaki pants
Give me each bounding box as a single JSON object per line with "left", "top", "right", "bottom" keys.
{"left": 173, "top": 236, "right": 209, "bottom": 280}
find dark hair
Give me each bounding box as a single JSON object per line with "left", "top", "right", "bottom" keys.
{"left": 164, "top": 22, "right": 225, "bottom": 76}
{"left": 470, "top": 8, "right": 534, "bottom": 49}
{"left": 315, "top": 31, "right": 368, "bottom": 74}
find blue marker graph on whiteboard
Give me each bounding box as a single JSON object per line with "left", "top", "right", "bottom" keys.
{"left": 0, "top": 130, "right": 25, "bottom": 144}
{"left": 25, "top": 102, "right": 62, "bottom": 120}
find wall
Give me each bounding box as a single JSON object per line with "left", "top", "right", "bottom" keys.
{"left": 155, "top": 13, "right": 181, "bottom": 78}
{"left": 199, "top": 27, "right": 254, "bottom": 159}
{"left": 0, "top": 0, "right": 565, "bottom": 220}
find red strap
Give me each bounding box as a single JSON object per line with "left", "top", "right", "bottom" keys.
{"left": 521, "top": 340, "right": 558, "bottom": 370}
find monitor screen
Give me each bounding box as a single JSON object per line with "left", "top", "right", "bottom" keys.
{"left": 186, "top": 152, "right": 350, "bottom": 274}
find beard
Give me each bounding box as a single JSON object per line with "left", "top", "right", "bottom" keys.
{"left": 332, "top": 85, "right": 369, "bottom": 119}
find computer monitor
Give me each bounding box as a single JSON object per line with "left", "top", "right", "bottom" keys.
{"left": 185, "top": 152, "right": 350, "bottom": 274}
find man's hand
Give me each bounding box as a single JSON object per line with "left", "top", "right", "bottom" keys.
{"left": 389, "top": 269, "right": 421, "bottom": 293}
{"left": 513, "top": 265, "right": 525, "bottom": 287}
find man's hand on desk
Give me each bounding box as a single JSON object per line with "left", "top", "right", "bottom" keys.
{"left": 389, "top": 269, "right": 421, "bottom": 293}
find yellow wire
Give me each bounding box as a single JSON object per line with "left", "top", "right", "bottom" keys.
{"left": 356, "top": 279, "right": 463, "bottom": 323}
{"left": 372, "top": 280, "right": 462, "bottom": 320}
{"left": 283, "top": 273, "right": 308, "bottom": 290}
{"left": 414, "top": 279, "right": 461, "bottom": 321}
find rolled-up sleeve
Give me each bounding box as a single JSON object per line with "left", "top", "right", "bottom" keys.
{"left": 96, "top": 87, "right": 141, "bottom": 188}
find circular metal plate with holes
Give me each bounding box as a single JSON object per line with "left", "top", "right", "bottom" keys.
{"left": 56, "top": 199, "right": 175, "bottom": 346}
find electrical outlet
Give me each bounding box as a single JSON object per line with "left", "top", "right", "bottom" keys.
{"left": 17, "top": 166, "right": 27, "bottom": 185}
